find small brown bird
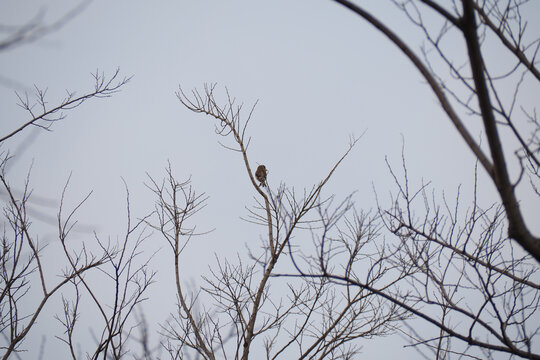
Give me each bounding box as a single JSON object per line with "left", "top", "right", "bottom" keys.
{"left": 255, "top": 165, "right": 268, "bottom": 187}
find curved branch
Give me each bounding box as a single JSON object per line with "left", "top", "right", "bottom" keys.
{"left": 331, "top": 0, "right": 494, "bottom": 179}
{"left": 461, "top": 0, "right": 540, "bottom": 262}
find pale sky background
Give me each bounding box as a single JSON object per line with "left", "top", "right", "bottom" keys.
{"left": 1, "top": 0, "right": 539, "bottom": 358}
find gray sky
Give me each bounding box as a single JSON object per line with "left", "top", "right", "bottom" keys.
{"left": 1, "top": 0, "right": 539, "bottom": 358}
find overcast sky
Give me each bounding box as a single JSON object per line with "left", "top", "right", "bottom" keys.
{"left": 1, "top": 0, "right": 539, "bottom": 358}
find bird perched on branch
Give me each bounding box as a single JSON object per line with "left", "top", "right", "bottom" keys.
{"left": 255, "top": 165, "right": 268, "bottom": 187}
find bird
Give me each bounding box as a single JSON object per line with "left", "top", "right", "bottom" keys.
{"left": 255, "top": 165, "right": 268, "bottom": 187}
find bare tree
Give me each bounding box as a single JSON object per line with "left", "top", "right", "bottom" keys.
{"left": 54, "top": 179, "right": 156, "bottom": 360}
{"left": 144, "top": 84, "right": 406, "bottom": 359}
{"left": 1, "top": 18, "right": 150, "bottom": 355}
{"left": 0, "top": 157, "right": 104, "bottom": 359}
{"left": 332, "top": 0, "right": 539, "bottom": 260}
{"left": 0, "top": 159, "right": 155, "bottom": 359}
{"left": 288, "top": 1, "right": 540, "bottom": 359}
{"left": 0, "top": 150, "right": 155, "bottom": 359}
{"left": 295, "top": 154, "right": 539, "bottom": 358}
{"left": 3, "top": 1, "right": 538, "bottom": 359}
